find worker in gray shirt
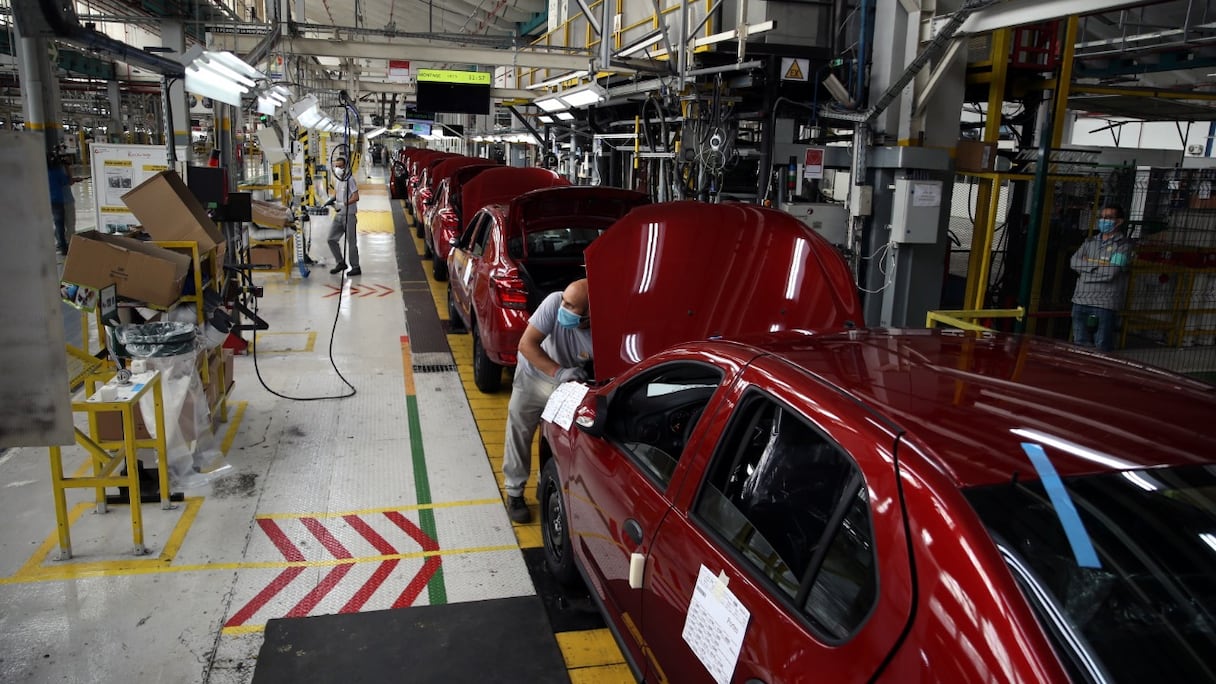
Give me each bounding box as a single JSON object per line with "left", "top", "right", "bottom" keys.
{"left": 1070, "top": 205, "right": 1134, "bottom": 351}
{"left": 502, "top": 278, "right": 592, "bottom": 523}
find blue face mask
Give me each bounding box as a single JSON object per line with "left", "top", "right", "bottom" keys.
{"left": 557, "top": 307, "right": 581, "bottom": 329}
{"left": 1097, "top": 218, "right": 1116, "bottom": 233}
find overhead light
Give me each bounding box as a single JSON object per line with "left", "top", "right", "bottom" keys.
{"left": 366, "top": 126, "right": 388, "bottom": 138}
{"left": 557, "top": 82, "right": 607, "bottom": 108}
{"left": 185, "top": 65, "right": 248, "bottom": 106}
{"left": 526, "top": 69, "right": 590, "bottom": 90}
{"left": 180, "top": 47, "right": 265, "bottom": 107}
{"left": 538, "top": 115, "right": 555, "bottom": 124}
{"left": 556, "top": 111, "right": 575, "bottom": 121}
{"left": 616, "top": 30, "right": 664, "bottom": 58}
{"left": 535, "top": 95, "right": 568, "bottom": 112}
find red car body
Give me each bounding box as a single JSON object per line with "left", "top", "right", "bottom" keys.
{"left": 410, "top": 152, "right": 461, "bottom": 222}
{"left": 538, "top": 201, "right": 1216, "bottom": 683}
{"left": 420, "top": 158, "right": 497, "bottom": 275}
{"left": 447, "top": 185, "right": 648, "bottom": 392}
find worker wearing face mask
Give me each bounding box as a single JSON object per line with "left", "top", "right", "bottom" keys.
{"left": 326, "top": 155, "right": 361, "bottom": 276}
{"left": 1070, "top": 205, "right": 1134, "bottom": 351}
{"left": 501, "top": 278, "right": 592, "bottom": 524}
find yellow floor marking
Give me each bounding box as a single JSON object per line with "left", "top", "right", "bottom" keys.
{"left": 0, "top": 543, "right": 520, "bottom": 585}
{"left": 221, "top": 624, "right": 266, "bottom": 636}
{"left": 10, "top": 496, "right": 206, "bottom": 581}
{"left": 557, "top": 630, "right": 630, "bottom": 669}
{"left": 218, "top": 401, "right": 248, "bottom": 459}
{"left": 358, "top": 210, "right": 394, "bottom": 234}
{"left": 567, "top": 664, "right": 636, "bottom": 684}
{"left": 251, "top": 331, "right": 317, "bottom": 353}
{"left": 256, "top": 498, "right": 503, "bottom": 519}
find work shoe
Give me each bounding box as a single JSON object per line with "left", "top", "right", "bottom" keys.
{"left": 346, "top": 268, "right": 362, "bottom": 276}
{"left": 329, "top": 263, "right": 347, "bottom": 274}
{"left": 506, "top": 496, "right": 531, "bottom": 524}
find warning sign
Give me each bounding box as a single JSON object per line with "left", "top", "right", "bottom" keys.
{"left": 388, "top": 60, "right": 411, "bottom": 83}
{"left": 804, "top": 147, "right": 824, "bottom": 180}
{"left": 781, "top": 57, "right": 810, "bottom": 82}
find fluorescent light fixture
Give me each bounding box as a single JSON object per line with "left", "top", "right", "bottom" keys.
{"left": 291, "top": 94, "right": 320, "bottom": 120}
{"left": 556, "top": 111, "right": 575, "bottom": 121}
{"left": 185, "top": 65, "right": 248, "bottom": 106}
{"left": 538, "top": 115, "right": 555, "bottom": 124}
{"left": 366, "top": 126, "right": 388, "bottom": 139}
{"left": 297, "top": 108, "right": 325, "bottom": 129}
{"left": 616, "top": 30, "right": 664, "bottom": 57}
{"left": 200, "top": 59, "right": 256, "bottom": 88}
{"left": 257, "top": 95, "right": 279, "bottom": 116}
{"left": 557, "top": 82, "right": 606, "bottom": 108}
{"left": 204, "top": 50, "right": 264, "bottom": 82}
{"left": 535, "top": 95, "right": 568, "bottom": 112}
{"left": 526, "top": 69, "right": 589, "bottom": 90}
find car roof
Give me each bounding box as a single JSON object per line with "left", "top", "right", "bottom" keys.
{"left": 748, "top": 328, "right": 1216, "bottom": 488}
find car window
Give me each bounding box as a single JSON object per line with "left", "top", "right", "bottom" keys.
{"left": 512, "top": 227, "right": 605, "bottom": 260}
{"left": 967, "top": 464, "right": 1216, "bottom": 683}
{"left": 694, "top": 390, "right": 878, "bottom": 642}
{"left": 605, "top": 362, "right": 723, "bottom": 488}
{"left": 472, "top": 215, "right": 494, "bottom": 257}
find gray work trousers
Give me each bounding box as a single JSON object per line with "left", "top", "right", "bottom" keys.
{"left": 327, "top": 210, "right": 359, "bottom": 268}
{"left": 503, "top": 368, "right": 559, "bottom": 498}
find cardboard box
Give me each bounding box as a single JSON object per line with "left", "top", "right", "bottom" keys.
{"left": 955, "top": 140, "right": 997, "bottom": 173}
{"left": 250, "top": 245, "right": 285, "bottom": 268}
{"left": 62, "top": 231, "right": 192, "bottom": 308}
{"left": 96, "top": 407, "right": 153, "bottom": 441}
{"left": 122, "top": 171, "right": 225, "bottom": 252}
{"left": 252, "top": 199, "right": 292, "bottom": 228}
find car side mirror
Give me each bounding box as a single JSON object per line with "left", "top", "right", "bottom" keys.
{"left": 574, "top": 394, "right": 609, "bottom": 438}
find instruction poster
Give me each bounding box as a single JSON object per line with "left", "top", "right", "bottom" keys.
{"left": 89, "top": 143, "right": 183, "bottom": 234}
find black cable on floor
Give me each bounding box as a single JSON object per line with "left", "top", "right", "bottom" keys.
{"left": 249, "top": 103, "right": 362, "bottom": 401}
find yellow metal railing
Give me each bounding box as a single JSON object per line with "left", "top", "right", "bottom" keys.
{"left": 926, "top": 307, "right": 1025, "bottom": 332}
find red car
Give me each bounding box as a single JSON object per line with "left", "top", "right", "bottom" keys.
{"left": 420, "top": 158, "right": 497, "bottom": 274}
{"left": 538, "top": 201, "right": 1216, "bottom": 683}
{"left": 410, "top": 153, "right": 464, "bottom": 229}
{"left": 447, "top": 183, "right": 648, "bottom": 392}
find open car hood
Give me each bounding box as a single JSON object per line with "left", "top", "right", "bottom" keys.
{"left": 506, "top": 186, "right": 650, "bottom": 244}
{"left": 427, "top": 158, "right": 496, "bottom": 194}
{"left": 460, "top": 168, "right": 570, "bottom": 229}
{"left": 584, "top": 201, "right": 862, "bottom": 380}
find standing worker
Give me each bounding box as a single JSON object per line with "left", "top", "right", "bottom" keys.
{"left": 502, "top": 278, "right": 592, "bottom": 523}
{"left": 326, "top": 155, "right": 361, "bottom": 276}
{"left": 47, "top": 154, "right": 79, "bottom": 254}
{"left": 1070, "top": 205, "right": 1134, "bottom": 351}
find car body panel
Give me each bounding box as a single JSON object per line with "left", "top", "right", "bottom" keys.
{"left": 583, "top": 201, "right": 863, "bottom": 381}
{"left": 448, "top": 186, "right": 647, "bottom": 369}
{"left": 459, "top": 167, "right": 570, "bottom": 229}
{"left": 536, "top": 200, "right": 1216, "bottom": 684}
{"left": 423, "top": 161, "right": 497, "bottom": 262}
{"left": 411, "top": 153, "right": 462, "bottom": 219}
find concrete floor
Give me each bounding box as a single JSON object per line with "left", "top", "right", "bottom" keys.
{"left": 0, "top": 167, "right": 630, "bottom": 683}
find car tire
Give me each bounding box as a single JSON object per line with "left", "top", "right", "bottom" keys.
{"left": 540, "top": 458, "right": 579, "bottom": 586}
{"left": 414, "top": 217, "right": 425, "bottom": 238}
{"left": 447, "top": 286, "right": 466, "bottom": 333}
{"left": 423, "top": 232, "right": 433, "bottom": 259}
{"left": 472, "top": 324, "right": 502, "bottom": 393}
{"left": 432, "top": 252, "right": 448, "bottom": 281}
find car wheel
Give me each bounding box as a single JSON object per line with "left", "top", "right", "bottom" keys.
{"left": 422, "top": 232, "right": 433, "bottom": 259}
{"left": 432, "top": 252, "right": 448, "bottom": 281}
{"left": 447, "top": 286, "right": 466, "bottom": 333}
{"left": 540, "top": 458, "right": 578, "bottom": 586}
{"left": 472, "top": 324, "right": 502, "bottom": 393}
{"left": 414, "top": 217, "right": 425, "bottom": 238}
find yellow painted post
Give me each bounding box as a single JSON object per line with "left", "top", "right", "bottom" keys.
{"left": 121, "top": 400, "right": 145, "bottom": 554}
{"left": 1027, "top": 17, "right": 1078, "bottom": 334}
{"left": 153, "top": 378, "right": 171, "bottom": 510}
{"left": 964, "top": 28, "right": 1011, "bottom": 310}
{"left": 47, "top": 445, "right": 72, "bottom": 559}
{"left": 973, "top": 179, "right": 1004, "bottom": 310}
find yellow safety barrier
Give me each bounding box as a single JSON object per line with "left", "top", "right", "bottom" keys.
{"left": 925, "top": 307, "right": 1025, "bottom": 332}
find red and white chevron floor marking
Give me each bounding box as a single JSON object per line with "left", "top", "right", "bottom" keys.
{"left": 224, "top": 512, "right": 441, "bottom": 628}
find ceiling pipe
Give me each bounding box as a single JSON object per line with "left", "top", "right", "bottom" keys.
{"left": 10, "top": 0, "right": 185, "bottom": 76}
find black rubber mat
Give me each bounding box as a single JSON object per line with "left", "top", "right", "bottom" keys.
{"left": 251, "top": 597, "right": 571, "bottom": 684}
{"left": 522, "top": 547, "right": 610, "bottom": 634}
{"left": 392, "top": 196, "right": 449, "bottom": 355}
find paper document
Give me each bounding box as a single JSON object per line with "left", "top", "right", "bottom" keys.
{"left": 541, "top": 382, "right": 590, "bottom": 430}
{"left": 682, "top": 565, "right": 750, "bottom": 684}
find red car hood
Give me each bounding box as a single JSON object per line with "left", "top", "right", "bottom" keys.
{"left": 584, "top": 201, "right": 862, "bottom": 380}
{"left": 460, "top": 168, "right": 570, "bottom": 227}
{"left": 506, "top": 186, "right": 650, "bottom": 245}
{"left": 427, "top": 158, "right": 496, "bottom": 194}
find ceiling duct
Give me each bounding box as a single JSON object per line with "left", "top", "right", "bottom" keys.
{"left": 10, "top": 0, "right": 185, "bottom": 77}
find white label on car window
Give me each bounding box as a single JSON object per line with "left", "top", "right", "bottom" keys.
{"left": 682, "top": 565, "right": 750, "bottom": 684}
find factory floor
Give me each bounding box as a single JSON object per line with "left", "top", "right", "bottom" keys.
{"left": 0, "top": 166, "right": 631, "bottom": 683}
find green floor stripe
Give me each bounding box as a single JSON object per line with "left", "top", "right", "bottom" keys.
{"left": 408, "top": 386, "right": 447, "bottom": 604}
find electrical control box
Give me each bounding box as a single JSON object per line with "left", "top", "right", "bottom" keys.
{"left": 890, "top": 178, "right": 943, "bottom": 244}
{"left": 780, "top": 202, "right": 849, "bottom": 246}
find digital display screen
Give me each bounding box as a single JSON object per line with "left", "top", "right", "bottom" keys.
{"left": 411, "top": 123, "right": 432, "bottom": 136}
{"left": 415, "top": 81, "right": 491, "bottom": 115}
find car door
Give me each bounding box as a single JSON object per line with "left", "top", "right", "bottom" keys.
{"left": 450, "top": 213, "right": 490, "bottom": 321}
{"left": 564, "top": 356, "right": 740, "bottom": 673}
{"left": 637, "top": 358, "right": 914, "bottom": 683}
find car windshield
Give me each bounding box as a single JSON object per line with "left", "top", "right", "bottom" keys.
{"left": 508, "top": 227, "right": 604, "bottom": 260}
{"left": 966, "top": 465, "right": 1216, "bottom": 683}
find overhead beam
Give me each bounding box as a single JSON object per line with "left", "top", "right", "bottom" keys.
{"left": 219, "top": 35, "right": 597, "bottom": 71}
{"left": 957, "top": 0, "right": 1147, "bottom": 35}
